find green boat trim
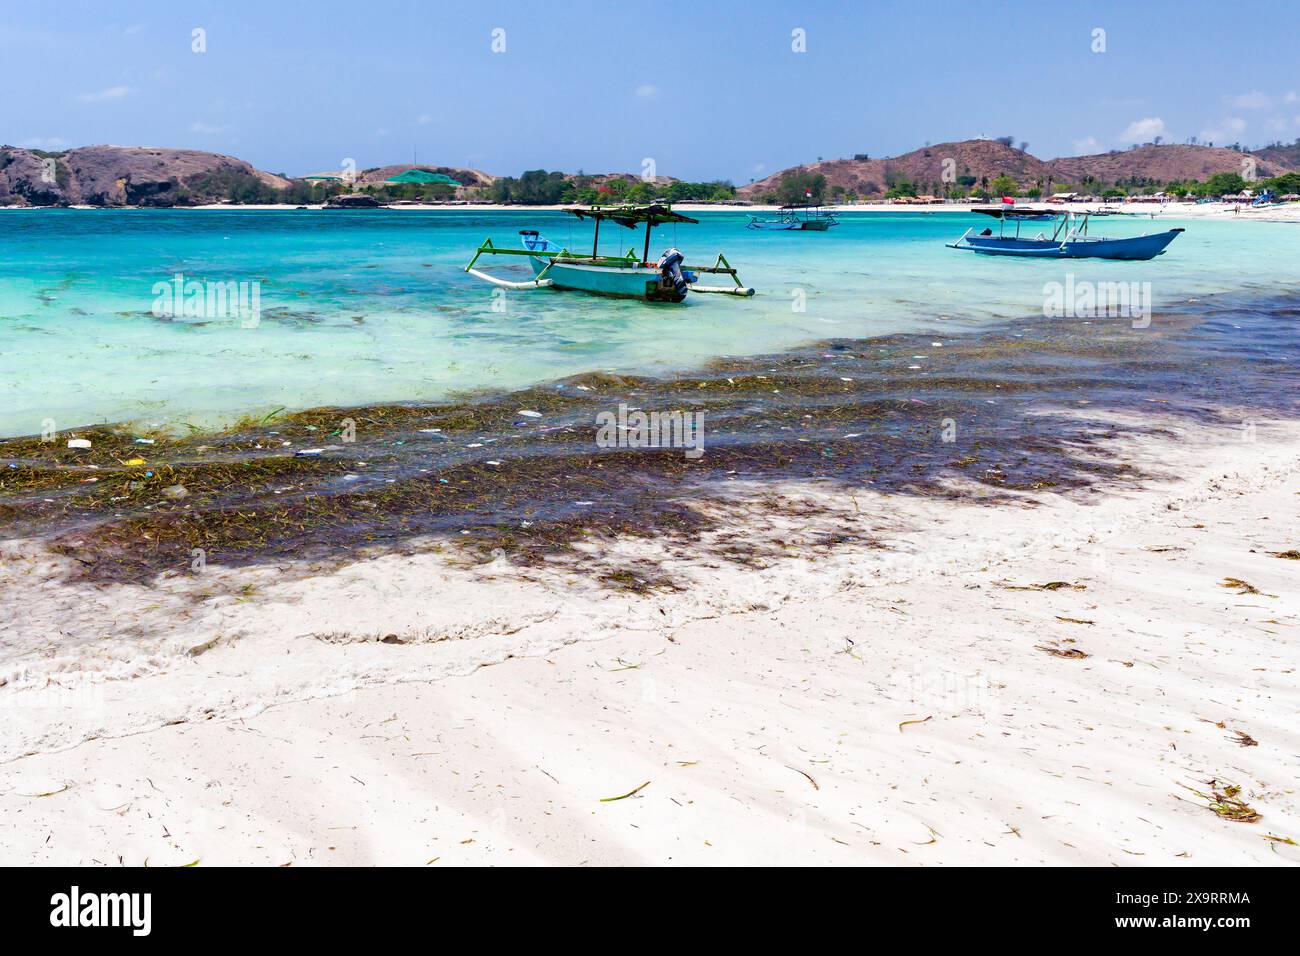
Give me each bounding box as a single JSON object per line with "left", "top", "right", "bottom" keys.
{"left": 463, "top": 204, "right": 754, "bottom": 301}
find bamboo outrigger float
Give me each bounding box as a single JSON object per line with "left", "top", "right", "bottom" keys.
{"left": 464, "top": 204, "right": 755, "bottom": 302}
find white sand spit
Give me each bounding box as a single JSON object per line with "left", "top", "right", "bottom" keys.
{"left": 1, "top": 422, "right": 1297, "bottom": 865}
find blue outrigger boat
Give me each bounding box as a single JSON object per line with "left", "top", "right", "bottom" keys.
{"left": 948, "top": 207, "right": 1183, "bottom": 260}
{"left": 464, "top": 204, "right": 754, "bottom": 302}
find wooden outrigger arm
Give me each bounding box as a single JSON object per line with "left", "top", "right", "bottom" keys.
{"left": 684, "top": 253, "right": 754, "bottom": 296}
{"left": 466, "top": 239, "right": 637, "bottom": 271}
{"left": 464, "top": 238, "right": 565, "bottom": 290}
{"left": 463, "top": 222, "right": 756, "bottom": 298}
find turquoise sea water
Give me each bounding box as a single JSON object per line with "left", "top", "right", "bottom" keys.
{"left": 1, "top": 209, "right": 1297, "bottom": 438}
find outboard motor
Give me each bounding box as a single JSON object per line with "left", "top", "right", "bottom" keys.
{"left": 657, "top": 248, "right": 689, "bottom": 297}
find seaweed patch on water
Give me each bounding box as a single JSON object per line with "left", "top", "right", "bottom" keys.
{"left": 3, "top": 299, "right": 1298, "bottom": 587}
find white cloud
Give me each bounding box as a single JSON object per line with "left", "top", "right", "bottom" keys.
{"left": 77, "top": 85, "right": 133, "bottom": 103}
{"left": 188, "top": 121, "right": 229, "bottom": 135}
{"left": 1285, "top": 91, "right": 1299, "bottom": 104}
{"left": 1119, "top": 117, "right": 1165, "bottom": 142}
{"left": 1071, "top": 136, "right": 1103, "bottom": 155}
{"left": 122, "top": 23, "right": 145, "bottom": 36}
{"left": 1227, "top": 90, "right": 1270, "bottom": 110}
{"left": 1199, "top": 116, "right": 1247, "bottom": 144}
{"left": 416, "top": 113, "right": 433, "bottom": 125}
{"left": 635, "top": 84, "right": 657, "bottom": 98}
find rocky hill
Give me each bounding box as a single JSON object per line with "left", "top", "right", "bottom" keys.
{"left": 0, "top": 148, "right": 65, "bottom": 205}
{"left": 8, "top": 137, "right": 1297, "bottom": 207}
{"left": 1250, "top": 140, "right": 1300, "bottom": 172}
{"left": 0, "top": 146, "right": 673, "bottom": 205}
{"left": 354, "top": 164, "right": 495, "bottom": 190}
{"left": 1046, "top": 144, "right": 1288, "bottom": 184}
{"left": 0, "top": 145, "right": 291, "bottom": 206}
{"left": 741, "top": 139, "right": 1299, "bottom": 198}
{"left": 742, "top": 140, "right": 1054, "bottom": 198}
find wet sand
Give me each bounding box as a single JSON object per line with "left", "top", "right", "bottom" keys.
{"left": 4, "top": 291, "right": 1296, "bottom": 586}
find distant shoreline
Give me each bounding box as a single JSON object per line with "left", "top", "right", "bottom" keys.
{"left": 4, "top": 200, "right": 1299, "bottom": 222}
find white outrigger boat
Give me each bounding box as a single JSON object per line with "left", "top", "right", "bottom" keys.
{"left": 746, "top": 203, "right": 839, "bottom": 231}
{"left": 464, "top": 204, "right": 754, "bottom": 303}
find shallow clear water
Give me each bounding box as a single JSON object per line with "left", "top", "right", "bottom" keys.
{"left": 1, "top": 208, "right": 1296, "bottom": 438}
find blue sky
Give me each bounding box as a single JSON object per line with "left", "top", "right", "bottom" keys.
{"left": 4, "top": 0, "right": 1297, "bottom": 182}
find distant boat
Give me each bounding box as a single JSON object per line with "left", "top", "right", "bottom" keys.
{"left": 947, "top": 207, "right": 1183, "bottom": 260}
{"left": 1087, "top": 205, "right": 1146, "bottom": 217}
{"left": 323, "top": 193, "right": 385, "bottom": 209}
{"left": 464, "top": 204, "right": 755, "bottom": 302}
{"left": 747, "top": 203, "right": 839, "bottom": 231}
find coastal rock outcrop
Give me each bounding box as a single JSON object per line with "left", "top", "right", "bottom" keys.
{"left": 0, "top": 145, "right": 291, "bottom": 206}
{"left": 0, "top": 147, "right": 71, "bottom": 205}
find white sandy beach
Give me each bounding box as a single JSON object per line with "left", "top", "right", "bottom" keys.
{"left": 2, "top": 412, "right": 1297, "bottom": 866}
{"left": 274, "top": 200, "right": 1291, "bottom": 223}
{"left": 10, "top": 0, "right": 1300, "bottom": 894}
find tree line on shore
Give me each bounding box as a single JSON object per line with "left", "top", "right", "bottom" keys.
{"left": 113, "top": 168, "right": 739, "bottom": 207}
{"left": 480, "top": 171, "right": 736, "bottom": 205}
{"left": 759, "top": 169, "right": 1300, "bottom": 205}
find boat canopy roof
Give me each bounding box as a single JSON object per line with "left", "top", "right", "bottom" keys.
{"left": 972, "top": 206, "right": 1065, "bottom": 219}
{"left": 779, "top": 203, "right": 828, "bottom": 210}
{"left": 566, "top": 204, "right": 699, "bottom": 228}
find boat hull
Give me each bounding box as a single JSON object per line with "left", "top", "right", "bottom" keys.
{"left": 528, "top": 258, "right": 685, "bottom": 302}
{"left": 747, "top": 218, "right": 835, "bottom": 231}
{"left": 953, "top": 228, "right": 1184, "bottom": 260}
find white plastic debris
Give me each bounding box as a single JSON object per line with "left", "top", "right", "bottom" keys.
{"left": 67, "top": 438, "right": 91, "bottom": 449}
